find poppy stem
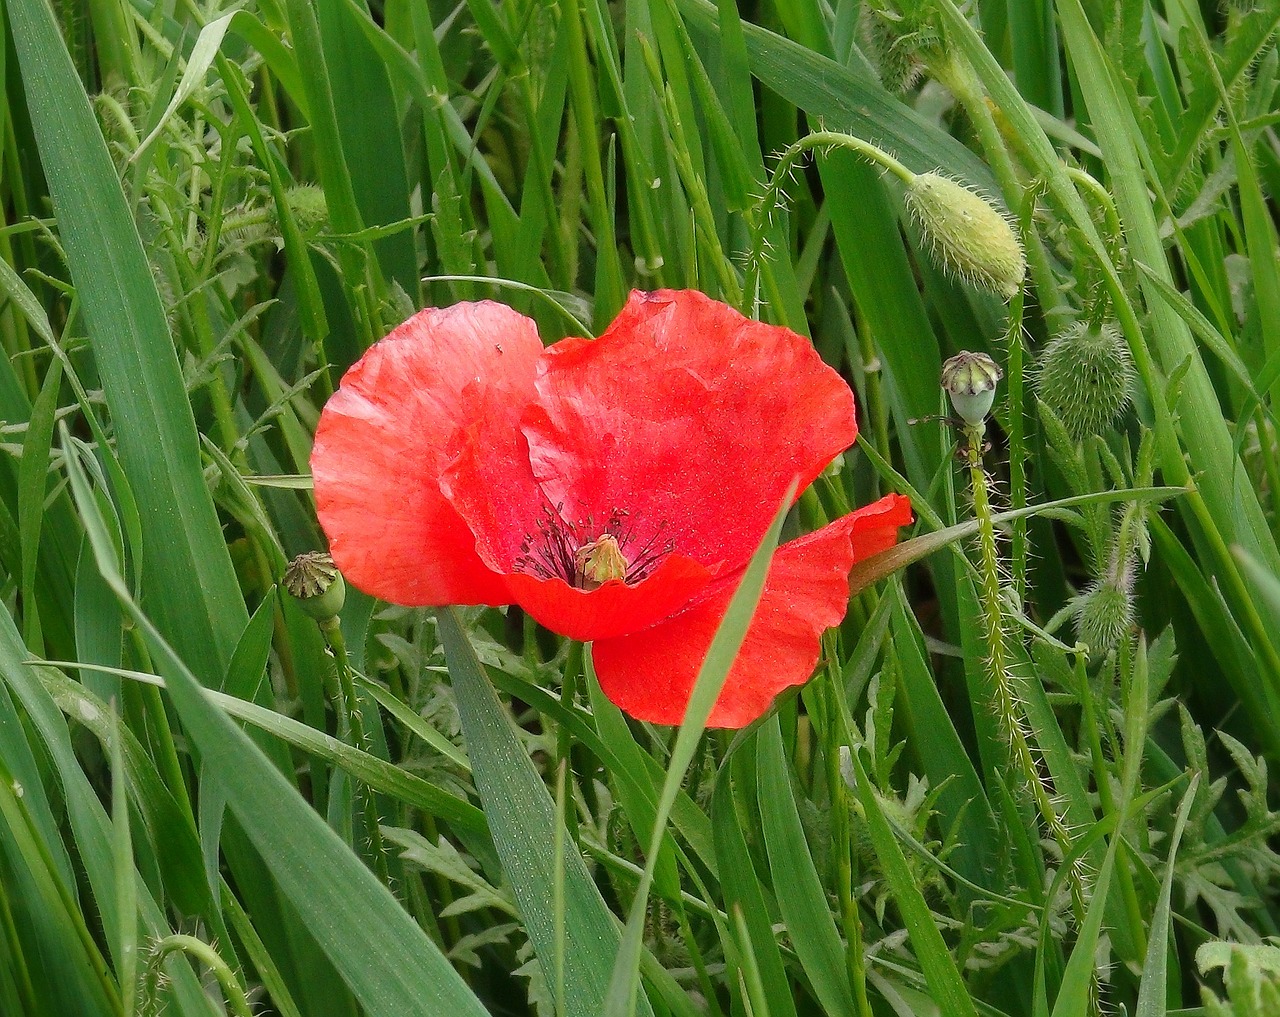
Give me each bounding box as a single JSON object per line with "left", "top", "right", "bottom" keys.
{"left": 747, "top": 130, "right": 914, "bottom": 309}
{"left": 319, "top": 616, "right": 391, "bottom": 887}
{"left": 961, "top": 422, "right": 1088, "bottom": 925}
{"left": 140, "top": 934, "right": 255, "bottom": 1017}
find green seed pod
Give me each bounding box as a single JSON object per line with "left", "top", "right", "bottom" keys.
{"left": 941, "top": 350, "right": 1003, "bottom": 426}
{"left": 284, "top": 551, "right": 347, "bottom": 621}
{"left": 1073, "top": 578, "right": 1134, "bottom": 659}
{"left": 1035, "top": 320, "right": 1134, "bottom": 439}
{"left": 905, "top": 172, "right": 1026, "bottom": 300}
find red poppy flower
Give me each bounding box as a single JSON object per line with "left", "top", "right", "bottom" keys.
{"left": 311, "top": 290, "right": 911, "bottom": 727}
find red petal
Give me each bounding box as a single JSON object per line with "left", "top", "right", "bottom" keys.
{"left": 439, "top": 406, "right": 550, "bottom": 576}
{"left": 503, "top": 554, "right": 713, "bottom": 642}
{"left": 522, "top": 290, "right": 857, "bottom": 574}
{"left": 441, "top": 413, "right": 715, "bottom": 642}
{"left": 312, "top": 302, "right": 543, "bottom": 606}
{"left": 591, "top": 494, "right": 912, "bottom": 728}
{"left": 845, "top": 492, "right": 915, "bottom": 564}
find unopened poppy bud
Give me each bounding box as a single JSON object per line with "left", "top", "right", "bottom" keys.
{"left": 284, "top": 551, "right": 346, "bottom": 621}
{"left": 575, "top": 535, "right": 628, "bottom": 590}
{"left": 1072, "top": 578, "right": 1134, "bottom": 658}
{"left": 285, "top": 184, "right": 329, "bottom": 233}
{"left": 941, "top": 351, "right": 1002, "bottom": 426}
{"left": 1034, "top": 320, "right": 1134, "bottom": 439}
{"left": 905, "top": 172, "right": 1026, "bottom": 300}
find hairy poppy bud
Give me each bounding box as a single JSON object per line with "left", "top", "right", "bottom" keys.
{"left": 905, "top": 173, "right": 1026, "bottom": 300}
{"left": 285, "top": 184, "right": 329, "bottom": 233}
{"left": 284, "top": 551, "right": 347, "bottom": 621}
{"left": 1073, "top": 578, "right": 1134, "bottom": 658}
{"left": 1034, "top": 320, "right": 1134, "bottom": 439}
{"left": 941, "top": 351, "right": 1003, "bottom": 426}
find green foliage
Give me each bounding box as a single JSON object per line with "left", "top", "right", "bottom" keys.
{"left": 0, "top": 1, "right": 1278, "bottom": 1016}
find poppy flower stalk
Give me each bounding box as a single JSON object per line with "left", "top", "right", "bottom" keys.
{"left": 312, "top": 290, "right": 911, "bottom": 728}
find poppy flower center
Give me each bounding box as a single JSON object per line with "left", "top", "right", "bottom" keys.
{"left": 516, "top": 505, "right": 674, "bottom": 590}
{"left": 575, "top": 535, "right": 628, "bottom": 589}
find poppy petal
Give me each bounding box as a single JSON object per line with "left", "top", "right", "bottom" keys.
{"left": 438, "top": 405, "right": 551, "bottom": 576}
{"left": 522, "top": 290, "right": 858, "bottom": 574}
{"left": 503, "top": 555, "right": 713, "bottom": 642}
{"left": 591, "top": 494, "right": 913, "bottom": 727}
{"left": 312, "top": 302, "right": 543, "bottom": 606}
{"left": 441, "top": 414, "right": 715, "bottom": 642}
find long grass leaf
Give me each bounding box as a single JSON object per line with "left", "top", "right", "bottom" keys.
{"left": 9, "top": 0, "right": 249, "bottom": 680}
{"left": 603, "top": 485, "right": 794, "bottom": 1017}
{"left": 61, "top": 434, "right": 491, "bottom": 1017}
{"left": 439, "top": 607, "right": 655, "bottom": 1017}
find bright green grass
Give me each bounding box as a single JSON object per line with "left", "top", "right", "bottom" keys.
{"left": 2, "top": 1, "right": 1279, "bottom": 1015}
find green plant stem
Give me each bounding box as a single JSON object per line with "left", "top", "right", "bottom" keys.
{"left": 141, "top": 934, "right": 254, "bottom": 1017}
{"left": 320, "top": 616, "right": 390, "bottom": 886}
{"left": 747, "top": 130, "right": 913, "bottom": 308}
{"left": 1005, "top": 287, "right": 1029, "bottom": 603}
{"left": 962, "top": 421, "right": 1086, "bottom": 923}
{"left": 1065, "top": 166, "right": 1123, "bottom": 261}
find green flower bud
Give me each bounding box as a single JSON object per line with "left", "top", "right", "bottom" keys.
{"left": 905, "top": 172, "right": 1026, "bottom": 300}
{"left": 1072, "top": 578, "right": 1135, "bottom": 659}
{"left": 285, "top": 184, "right": 329, "bottom": 233}
{"left": 284, "top": 551, "right": 346, "bottom": 621}
{"left": 1034, "top": 320, "right": 1134, "bottom": 439}
{"left": 941, "top": 351, "right": 1003, "bottom": 426}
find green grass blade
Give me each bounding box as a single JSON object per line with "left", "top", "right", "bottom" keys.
{"left": 18, "top": 357, "right": 61, "bottom": 652}
{"left": 757, "top": 717, "right": 858, "bottom": 1015}
{"left": 887, "top": 584, "right": 997, "bottom": 890}
{"left": 603, "top": 484, "right": 794, "bottom": 1017}
{"left": 108, "top": 707, "right": 137, "bottom": 1017}
{"left": 9, "top": 0, "right": 249, "bottom": 681}
{"left": 439, "top": 606, "right": 655, "bottom": 1017}
{"left": 315, "top": 0, "right": 417, "bottom": 296}
{"left": 0, "top": 761, "right": 121, "bottom": 1016}
{"left": 62, "top": 434, "right": 491, "bottom": 1017}
{"left": 711, "top": 761, "right": 799, "bottom": 1017}
{"left": 1135, "top": 774, "right": 1199, "bottom": 1017}
{"left": 840, "top": 721, "right": 981, "bottom": 1017}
